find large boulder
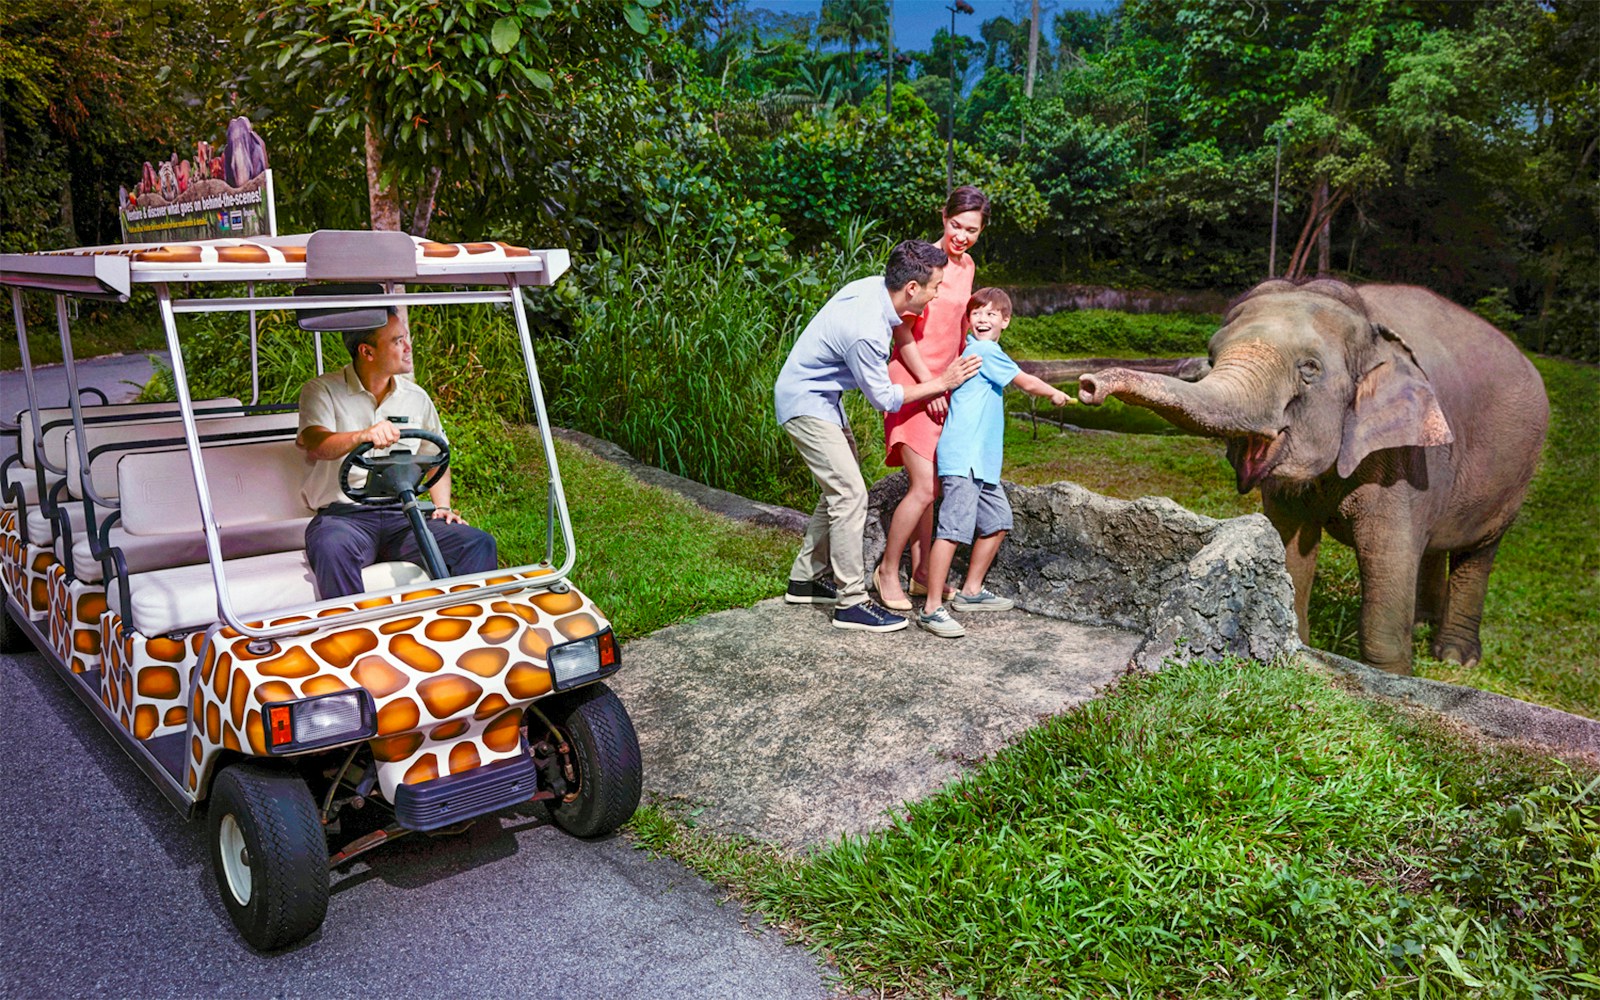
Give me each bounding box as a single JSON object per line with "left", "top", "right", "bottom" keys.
{"left": 864, "top": 474, "right": 1298, "bottom": 671}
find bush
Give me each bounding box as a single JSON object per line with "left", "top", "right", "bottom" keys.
{"left": 537, "top": 223, "right": 889, "bottom": 511}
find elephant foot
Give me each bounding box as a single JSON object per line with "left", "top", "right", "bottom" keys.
{"left": 1433, "top": 638, "right": 1481, "bottom": 669}
{"left": 1371, "top": 660, "right": 1414, "bottom": 677}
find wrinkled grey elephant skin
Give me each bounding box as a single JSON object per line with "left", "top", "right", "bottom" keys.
{"left": 865, "top": 474, "right": 1300, "bottom": 672}
{"left": 1079, "top": 280, "right": 1548, "bottom": 675}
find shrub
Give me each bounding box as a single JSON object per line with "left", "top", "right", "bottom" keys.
{"left": 1003, "top": 309, "right": 1220, "bottom": 358}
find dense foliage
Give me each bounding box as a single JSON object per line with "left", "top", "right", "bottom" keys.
{"left": 4, "top": 0, "right": 1593, "bottom": 358}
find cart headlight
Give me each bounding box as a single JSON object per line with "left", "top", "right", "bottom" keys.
{"left": 265, "top": 689, "right": 377, "bottom": 754}
{"left": 547, "top": 628, "right": 620, "bottom": 691}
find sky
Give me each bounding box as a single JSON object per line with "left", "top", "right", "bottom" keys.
{"left": 749, "top": 0, "right": 1118, "bottom": 52}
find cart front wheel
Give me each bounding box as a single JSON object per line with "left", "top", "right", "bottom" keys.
{"left": 546, "top": 683, "right": 642, "bottom": 838}
{"left": 208, "top": 763, "right": 329, "bottom": 950}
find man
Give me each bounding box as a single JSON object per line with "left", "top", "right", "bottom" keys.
{"left": 774, "top": 240, "right": 981, "bottom": 633}
{"left": 297, "top": 308, "right": 497, "bottom": 599}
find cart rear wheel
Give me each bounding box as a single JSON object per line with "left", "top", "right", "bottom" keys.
{"left": 546, "top": 683, "right": 642, "bottom": 838}
{"left": 208, "top": 763, "right": 329, "bottom": 950}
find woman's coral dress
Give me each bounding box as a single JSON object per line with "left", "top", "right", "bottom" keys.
{"left": 883, "top": 249, "right": 975, "bottom": 467}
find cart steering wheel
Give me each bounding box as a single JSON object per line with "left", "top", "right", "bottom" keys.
{"left": 338, "top": 428, "right": 450, "bottom": 506}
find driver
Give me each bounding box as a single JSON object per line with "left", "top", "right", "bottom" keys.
{"left": 297, "top": 308, "right": 497, "bottom": 599}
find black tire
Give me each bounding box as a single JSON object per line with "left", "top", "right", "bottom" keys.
{"left": 546, "top": 683, "right": 642, "bottom": 838}
{"left": 208, "top": 764, "right": 330, "bottom": 950}
{"left": 0, "top": 603, "right": 34, "bottom": 655}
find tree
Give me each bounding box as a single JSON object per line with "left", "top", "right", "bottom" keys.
{"left": 252, "top": 0, "right": 662, "bottom": 236}
{"left": 817, "top": 0, "right": 888, "bottom": 81}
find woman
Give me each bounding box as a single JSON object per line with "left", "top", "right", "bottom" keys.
{"left": 874, "top": 185, "right": 990, "bottom": 610}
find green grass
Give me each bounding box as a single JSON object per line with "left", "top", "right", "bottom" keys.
{"left": 632, "top": 656, "right": 1600, "bottom": 998}
{"left": 1003, "top": 309, "right": 1220, "bottom": 361}
{"left": 998, "top": 356, "right": 1599, "bottom": 719}
{"left": 475, "top": 428, "right": 796, "bottom": 641}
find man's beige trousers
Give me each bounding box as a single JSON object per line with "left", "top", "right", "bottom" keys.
{"left": 782, "top": 415, "right": 867, "bottom": 608}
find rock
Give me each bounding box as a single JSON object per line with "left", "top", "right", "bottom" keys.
{"left": 865, "top": 473, "right": 1299, "bottom": 671}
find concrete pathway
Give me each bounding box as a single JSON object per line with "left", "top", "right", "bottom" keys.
{"left": 1, "top": 351, "right": 166, "bottom": 468}
{"left": 615, "top": 600, "right": 1141, "bottom": 849}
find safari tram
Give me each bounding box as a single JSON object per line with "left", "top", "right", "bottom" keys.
{"left": 0, "top": 231, "right": 642, "bottom": 949}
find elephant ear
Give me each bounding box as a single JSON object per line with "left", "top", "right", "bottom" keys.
{"left": 1337, "top": 324, "right": 1454, "bottom": 478}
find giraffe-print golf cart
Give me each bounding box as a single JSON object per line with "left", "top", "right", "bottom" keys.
{"left": 0, "top": 231, "right": 641, "bottom": 949}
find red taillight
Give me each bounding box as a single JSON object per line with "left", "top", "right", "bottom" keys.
{"left": 268, "top": 704, "right": 294, "bottom": 747}
{"left": 598, "top": 630, "right": 618, "bottom": 667}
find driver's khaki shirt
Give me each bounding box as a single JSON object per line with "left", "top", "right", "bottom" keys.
{"left": 297, "top": 364, "right": 445, "bottom": 511}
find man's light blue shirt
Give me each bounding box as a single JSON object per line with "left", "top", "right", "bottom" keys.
{"left": 774, "top": 276, "right": 906, "bottom": 426}
{"left": 937, "top": 335, "right": 1020, "bottom": 483}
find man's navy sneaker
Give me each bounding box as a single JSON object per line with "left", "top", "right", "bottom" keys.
{"left": 785, "top": 578, "right": 838, "bottom": 604}
{"left": 832, "top": 601, "right": 908, "bottom": 632}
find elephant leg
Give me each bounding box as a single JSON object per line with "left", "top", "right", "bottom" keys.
{"left": 1278, "top": 520, "right": 1321, "bottom": 645}
{"left": 1415, "top": 550, "right": 1448, "bottom": 628}
{"left": 1432, "top": 540, "right": 1499, "bottom": 668}
{"left": 1351, "top": 519, "right": 1422, "bottom": 675}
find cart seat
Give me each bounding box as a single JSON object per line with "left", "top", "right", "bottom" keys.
{"left": 72, "top": 517, "right": 311, "bottom": 583}
{"left": 108, "top": 552, "right": 427, "bottom": 636}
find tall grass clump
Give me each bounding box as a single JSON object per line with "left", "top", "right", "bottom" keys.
{"left": 540, "top": 221, "right": 887, "bottom": 510}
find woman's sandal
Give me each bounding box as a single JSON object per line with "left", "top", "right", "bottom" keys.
{"left": 909, "top": 578, "right": 957, "bottom": 601}
{"left": 872, "top": 564, "right": 914, "bottom": 611}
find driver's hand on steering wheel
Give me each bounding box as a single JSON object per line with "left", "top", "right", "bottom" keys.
{"left": 362, "top": 420, "right": 403, "bottom": 449}
{"left": 430, "top": 506, "right": 467, "bottom": 525}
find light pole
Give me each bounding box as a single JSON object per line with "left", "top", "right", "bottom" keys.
{"left": 1268, "top": 118, "right": 1292, "bottom": 278}
{"left": 946, "top": 0, "right": 974, "bottom": 192}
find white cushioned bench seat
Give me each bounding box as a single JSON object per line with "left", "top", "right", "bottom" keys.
{"left": 65, "top": 410, "right": 300, "bottom": 506}
{"left": 72, "top": 517, "right": 311, "bottom": 583}
{"left": 26, "top": 502, "right": 89, "bottom": 549}
{"left": 109, "top": 552, "right": 428, "bottom": 636}
{"left": 10, "top": 399, "right": 244, "bottom": 505}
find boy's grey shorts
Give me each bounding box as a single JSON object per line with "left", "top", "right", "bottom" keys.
{"left": 935, "top": 474, "right": 1013, "bottom": 542}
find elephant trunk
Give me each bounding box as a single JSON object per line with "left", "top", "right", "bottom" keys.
{"left": 1079, "top": 343, "right": 1295, "bottom": 492}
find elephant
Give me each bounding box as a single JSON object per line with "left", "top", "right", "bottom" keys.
{"left": 1078, "top": 279, "right": 1548, "bottom": 674}
{"left": 224, "top": 116, "right": 269, "bottom": 188}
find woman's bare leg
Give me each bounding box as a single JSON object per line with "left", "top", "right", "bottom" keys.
{"left": 878, "top": 448, "right": 935, "bottom": 607}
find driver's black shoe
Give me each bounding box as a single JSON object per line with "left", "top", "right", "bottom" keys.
{"left": 785, "top": 578, "right": 838, "bottom": 604}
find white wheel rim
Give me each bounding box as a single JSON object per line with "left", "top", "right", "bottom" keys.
{"left": 218, "top": 814, "right": 253, "bottom": 906}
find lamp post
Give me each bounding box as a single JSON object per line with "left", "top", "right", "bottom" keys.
{"left": 1268, "top": 118, "right": 1292, "bottom": 278}
{"left": 946, "top": 0, "right": 974, "bottom": 192}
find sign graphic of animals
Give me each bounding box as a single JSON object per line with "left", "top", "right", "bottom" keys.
{"left": 118, "top": 117, "right": 276, "bottom": 243}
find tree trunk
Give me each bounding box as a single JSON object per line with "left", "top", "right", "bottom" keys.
{"left": 365, "top": 120, "right": 402, "bottom": 232}
{"left": 60, "top": 180, "right": 77, "bottom": 246}
{"left": 411, "top": 165, "right": 443, "bottom": 239}
{"left": 884, "top": 0, "right": 893, "bottom": 114}
{"left": 1025, "top": 0, "right": 1040, "bottom": 98}
{"left": 1315, "top": 177, "right": 1332, "bottom": 275}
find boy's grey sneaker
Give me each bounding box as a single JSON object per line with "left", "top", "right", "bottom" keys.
{"left": 950, "top": 589, "right": 1015, "bottom": 612}
{"left": 785, "top": 578, "right": 838, "bottom": 604}
{"left": 916, "top": 606, "right": 966, "bottom": 638}
{"left": 832, "top": 601, "right": 908, "bottom": 632}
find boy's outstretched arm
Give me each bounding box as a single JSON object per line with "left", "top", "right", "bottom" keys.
{"left": 1012, "top": 371, "right": 1072, "bottom": 407}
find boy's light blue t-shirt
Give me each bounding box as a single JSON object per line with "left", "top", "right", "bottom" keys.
{"left": 937, "top": 335, "right": 1020, "bottom": 483}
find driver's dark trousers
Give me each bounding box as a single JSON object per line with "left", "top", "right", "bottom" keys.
{"left": 305, "top": 504, "right": 498, "bottom": 600}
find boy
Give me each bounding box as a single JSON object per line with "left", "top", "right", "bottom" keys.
{"left": 917, "top": 288, "right": 1071, "bottom": 638}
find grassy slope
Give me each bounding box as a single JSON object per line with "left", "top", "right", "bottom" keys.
{"left": 634, "top": 657, "right": 1598, "bottom": 998}
{"left": 998, "top": 356, "right": 1598, "bottom": 720}
{"left": 475, "top": 429, "right": 796, "bottom": 641}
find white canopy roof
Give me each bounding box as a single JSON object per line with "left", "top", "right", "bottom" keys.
{"left": 0, "top": 231, "right": 570, "bottom": 299}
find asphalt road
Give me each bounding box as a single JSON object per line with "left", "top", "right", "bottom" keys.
{"left": 1, "top": 351, "right": 165, "bottom": 468}
{"left": 1, "top": 353, "right": 830, "bottom": 999}
{"left": 0, "top": 647, "right": 829, "bottom": 999}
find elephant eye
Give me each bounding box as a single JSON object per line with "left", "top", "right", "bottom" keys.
{"left": 1298, "top": 359, "right": 1323, "bottom": 383}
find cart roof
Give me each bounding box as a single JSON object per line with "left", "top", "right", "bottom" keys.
{"left": 0, "top": 231, "right": 569, "bottom": 300}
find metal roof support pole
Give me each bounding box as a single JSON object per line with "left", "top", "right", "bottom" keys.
{"left": 508, "top": 276, "right": 575, "bottom": 576}
{"left": 247, "top": 281, "right": 261, "bottom": 405}
{"left": 10, "top": 290, "right": 50, "bottom": 509}
{"left": 154, "top": 283, "right": 247, "bottom": 634}
{"left": 55, "top": 295, "right": 103, "bottom": 516}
